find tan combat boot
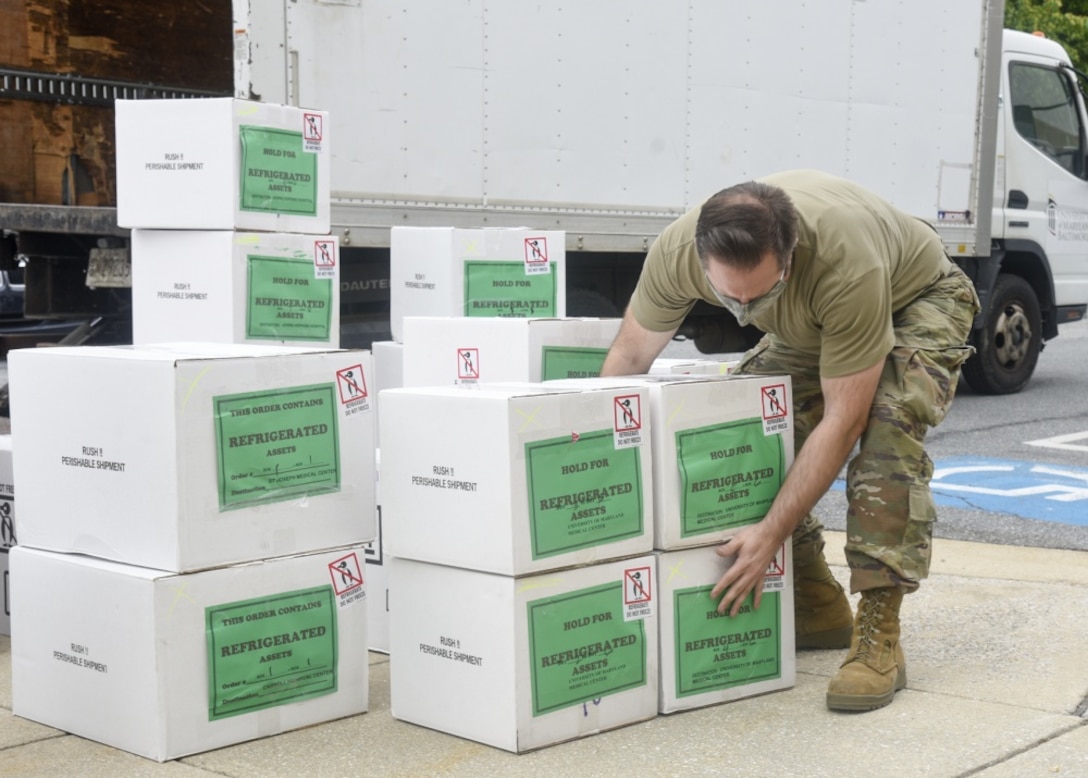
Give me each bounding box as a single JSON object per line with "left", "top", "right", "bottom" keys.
{"left": 793, "top": 537, "right": 853, "bottom": 650}
{"left": 826, "top": 586, "right": 907, "bottom": 711}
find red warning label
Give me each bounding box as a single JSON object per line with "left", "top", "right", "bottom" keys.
{"left": 337, "top": 365, "right": 368, "bottom": 404}
{"left": 314, "top": 240, "right": 336, "bottom": 268}
{"left": 457, "top": 348, "right": 480, "bottom": 380}
{"left": 624, "top": 566, "right": 652, "bottom": 605}
{"left": 765, "top": 546, "right": 786, "bottom": 577}
{"left": 328, "top": 552, "right": 363, "bottom": 595}
{"left": 614, "top": 394, "right": 641, "bottom": 431}
{"left": 303, "top": 112, "right": 323, "bottom": 142}
{"left": 761, "top": 384, "right": 788, "bottom": 420}
{"left": 524, "top": 236, "right": 548, "bottom": 264}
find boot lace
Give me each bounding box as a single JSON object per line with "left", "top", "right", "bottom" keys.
{"left": 853, "top": 588, "right": 890, "bottom": 662}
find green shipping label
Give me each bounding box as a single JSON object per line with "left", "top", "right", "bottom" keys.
{"left": 239, "top": 126, "right": 318, "bottom": 216}
{"left": 206, "top": 585, "right": 338, "bottom": 720}
{"left": 540, "top": 346, "right": 609, "bottom": 380}
{"left": 525, "top": 429, "right": 643, "bottom": 559}
{"left": 463, "top": 260, "right": 557, "bottom": 317}
{"left": 528, "top": 581, "right": 647, "bottom": 716}
{"left": 676, "top": 418, "right": 785, "bottom": 537}
{"left": 246, "top": 255, "right": 333, "bottom": 341}
{"left": 214, "top": 383, "right": 340, "bottom": 510}
{"left": 673, "top": 588, "right": 781, "bottom": 697}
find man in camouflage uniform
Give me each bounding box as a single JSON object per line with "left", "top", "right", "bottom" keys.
{"left": 600, "top": 170, "right": 979, "bottom": 711}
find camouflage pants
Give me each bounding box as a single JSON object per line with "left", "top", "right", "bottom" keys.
{"left": 734, "top": 265, "right": 980, "bottom": 593}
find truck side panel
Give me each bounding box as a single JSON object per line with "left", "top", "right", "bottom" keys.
{"left": 248, "top": 0, "right": 993, "bottom": 252}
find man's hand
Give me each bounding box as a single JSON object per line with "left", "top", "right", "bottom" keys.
{"left": 709, "top": 358, "right": 885, "bottom": 616}
{"left": 709, "top": 523, "right": 782, "bottom": 616}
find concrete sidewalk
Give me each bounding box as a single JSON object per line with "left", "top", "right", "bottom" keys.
{"left": 0, "top": 531, "right": 1086, "bottom": 777}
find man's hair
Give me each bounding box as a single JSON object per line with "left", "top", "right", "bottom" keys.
{"left": 695, "top": 181, "right": 798, "bottom": 271}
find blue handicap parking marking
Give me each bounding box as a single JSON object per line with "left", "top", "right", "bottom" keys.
{"left": 831, "top": 457, "right": 1088, "bottom": 526}
{"left": 928, "top": 457, "right": 1088, "bottom": 526}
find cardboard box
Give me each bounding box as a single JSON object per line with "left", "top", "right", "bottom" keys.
{"left": 650, "top": 357, "right": 741, "bottom": 375}
{"left": 0, "top": 436, "right": 13, "bottom": 635}
{"left": 382, "top": 383, "right": 653, "bottom": 575}
{"left": 389, "top": 555, "right": 658, "bottom": 752}
{"left": 656, "top": 543, "right": 795, "bottom": 713}
{"left": 365, "top": 449, "right": 389, "bottom": 653}
{"left": 683, "top": 358, "right": 743, "bottom": 375}
{"left": 371, "top": 340, "right": 404, "bottom": 447}
{"left": 9, "top": 343, "right": 376, "bottom": 572}
{"left": 548, "top": 375, "right": 794, "bottom": 550}
{"left": 116, "top": 98, "right": 330, "bottom": 233}
{"left": 364, "top": 522, "right": 390, "bottom": 654}
{"left": 132, "top": 230, "right": 340, "bottom": 347}
{"left": 11, "top": 544, "right": 369, "bottom": 762}
{"left": 402, "top": 317, "right": 621, "bottom": 388}
{"left": 390, "top": 227, "right": 567, "bottom": 342}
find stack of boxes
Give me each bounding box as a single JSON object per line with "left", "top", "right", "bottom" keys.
{"left": 369, "top": 225, "right": 669, "bottom": 750}
{"left": 366, "top": 226, "right": 621, "bottom": 653}
{"left": 549, "top": 373, "right": 797, "bottom": 713}
{"left": 374, "top": 226, "right": 798, "bottom": 750}
{"left": 7, "top": 97, "right": 376, "bottom": 762}
{"left": 381, "top": 382, "right": 659, "bottom": 752}
{"left": 118, "top": 97, "right": 341, "bottom": 347}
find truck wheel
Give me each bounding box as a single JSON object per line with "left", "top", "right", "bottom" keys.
{"left": 960, "top": 274, "right": 1041, "bottom": 395}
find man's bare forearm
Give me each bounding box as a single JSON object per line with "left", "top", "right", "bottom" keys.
{"left": 600, "top": 307, "right": 677, "bottom": 377}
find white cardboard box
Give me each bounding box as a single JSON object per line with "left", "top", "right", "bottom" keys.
{"left": 371, "top": 340, "right": 404, "bottom": 447}
{"left": 656, "top": 543, "right": 795, "bottom": 713}
{"left": 389, "top": 555, "right": 658, "bottom": 753}
{"left": 365, "top": 449, "right": 390, "bottom": 653}
{"left": 364, "top": 524, "right": 390, "bottom": 654}
{"left": 650, "top": 356, "right": 742, "bottom": 375}
{"left": 116, "top": 98, "right": 330, "bottom": 233}
{"left": 132, "top": 230, "right": 340, "bottom": 347}
{"left": 402, "top": 317, "right": 621, "bottom": 388}
{"left": 381, "top": 383, "right": 653, "bottom": 576}
{"left": 390, "top": 227, "right": 567, "bottom": 342}
{"left": 0, "top": 436, "right": 13, "bottom": 635}
{"left": 9, "top": 343, "right": 376, "bottom": 572}
{"left": 549, "top": 375, "right": 794, "bottom": 550}
{"left": 11, "top": 544, "right": 369, "bottom": 762}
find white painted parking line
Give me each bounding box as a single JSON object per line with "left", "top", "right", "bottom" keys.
{"left": 1025, "top": 431, "right": 1088, "bottom": 453}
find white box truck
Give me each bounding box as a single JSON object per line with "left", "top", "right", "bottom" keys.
{"left": 2, "top": 0, "right": 1086, "bottom": 394}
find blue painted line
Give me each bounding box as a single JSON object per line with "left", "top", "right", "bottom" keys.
{"left": 830, "top": 456, "right": 1088, "bottom": 527}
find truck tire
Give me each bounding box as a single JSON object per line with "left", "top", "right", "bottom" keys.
{"left": 960, "top": 273, "right": 1041, "bottom": 395}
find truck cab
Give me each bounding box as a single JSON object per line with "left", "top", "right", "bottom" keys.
{"left": 959, "top": 29, "right": 1088, "bottom": 393}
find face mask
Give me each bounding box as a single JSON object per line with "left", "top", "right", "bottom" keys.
{"left": 706, "top": 270, "right": 788, "bottom": 326}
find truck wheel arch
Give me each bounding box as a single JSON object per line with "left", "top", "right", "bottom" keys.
{"left": 958, "top": 240, "right": 1055, "bottom": 394}
{"left": 984, "top": 240, "right": 1058, "bottom": 340}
